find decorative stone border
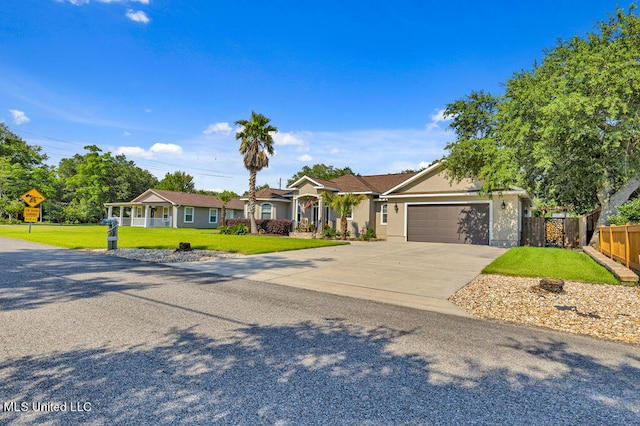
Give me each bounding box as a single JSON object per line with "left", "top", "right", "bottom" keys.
{"left": 583, "top": 246, "right": 639, "bottom": 284}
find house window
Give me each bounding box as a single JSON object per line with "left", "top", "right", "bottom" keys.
{"left": 209, "top": 208, "right": 219, "bottom": 224}
{"left": 227, "top": 210, "right": 234, "bottom": 219}
{"left": 136, "top": 206, "right": 143, "bottom": 217}
{"left": 381, "top": 204, "right": 388, "bottom": 224}
{"left": 346, "top": 208, "right": 353, "bottom": 220}
{"left": 261, "top": 203, "right": 273, "bottom": 219}
{"left": 162, "top": 207, "right": 169, "bottom": 221}
{"left": 184, "top": 207, "right": 194, "bottom": 223}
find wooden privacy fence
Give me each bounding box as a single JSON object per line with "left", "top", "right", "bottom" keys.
{"left": 521, "top": 217, "right": 580, "bottom": 248}
{"left": 599, "top": 225, "right": 640, "bottom": 271}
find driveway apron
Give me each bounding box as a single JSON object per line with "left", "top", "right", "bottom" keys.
{"left": 170, "top": 241, "right": 506, "bottom": 316}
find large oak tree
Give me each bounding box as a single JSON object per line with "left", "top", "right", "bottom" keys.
{"left": 442, "top": 5, "right": 640, "bottom": 242}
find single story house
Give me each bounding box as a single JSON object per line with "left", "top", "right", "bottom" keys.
{"left": 105, "top": 189, "right": 245, "bottom": 229}
{"left": 246, "top": 162, "right": 533, "bottom": 247}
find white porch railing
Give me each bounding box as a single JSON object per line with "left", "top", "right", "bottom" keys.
{"left": 129, "top": 217, "right": 173, "bottom": 228}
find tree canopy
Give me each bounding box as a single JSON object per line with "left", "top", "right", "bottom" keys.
{"left": 287, "top": 164, "right": 356, "bottom": 186}
{"left": 57, "top": 145, "right": 158, "bottom": 223}
{"left": 0, "top": 124, "right": 55, "bottom": 219}
{"left": 156, "top": 171, "right": 195, "bottom": 193}
{"left": 442, "top": 5, "right": 640, "bottom": 228}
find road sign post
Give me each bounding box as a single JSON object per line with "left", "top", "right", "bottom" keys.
{"left": 20, "top": 189, "right": 46, "bottom": 233}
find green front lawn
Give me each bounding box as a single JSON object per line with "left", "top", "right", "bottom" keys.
{"left": 0, "top": 224, "right": 348, "bottom": 254}
{"left": 482, "top": 247, "right": 619, "bottom": 284}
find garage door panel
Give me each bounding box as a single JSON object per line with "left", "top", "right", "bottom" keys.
{"left": 407, "top": 204, "right": 489, "bottom": 245}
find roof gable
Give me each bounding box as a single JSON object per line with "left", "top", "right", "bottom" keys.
{"left": 382, "top": 162, "right": 482, "bottom": 195}
{"left": 290, "top": 172, "right": 419, "bottom": 195}
{"left": 243, "top": 187, "right": 293, "bottom": 202}
{"left": 287, "top": 176, "right": 340, "bottom": 191}
{"left": 132, "top": 189, "right": 244, "bottom": 209}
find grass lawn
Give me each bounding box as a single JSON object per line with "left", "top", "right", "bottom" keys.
{"left": 482, "top": 246, "right": 619, "bottom": 284}
{"left": 0, "top": 224, "right": 348, "bottom": 254}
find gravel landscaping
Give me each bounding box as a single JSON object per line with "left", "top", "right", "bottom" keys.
{"left": 92, "top": 248, "right": 240, "bottom": 263}
{"left": 450, "top": 274, "right": 640, "bottom": 346}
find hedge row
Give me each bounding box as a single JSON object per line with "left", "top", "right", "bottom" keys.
{"left": 225, "top": 218, "right": 292, "bottom": 235}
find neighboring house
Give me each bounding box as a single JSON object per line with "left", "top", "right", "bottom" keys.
{"left": 247, "top": 162, "right": 533, "bottom": 247}
{"left": 105, "top": 189, "right": 245, "bottom": 229}
{"left": 240, "top": 187, "right": 293, "bottom": 221}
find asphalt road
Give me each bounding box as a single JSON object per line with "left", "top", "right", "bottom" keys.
{"left": 1, "top": 237, "right": 639, "bottom": 425}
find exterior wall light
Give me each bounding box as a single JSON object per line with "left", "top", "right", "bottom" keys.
{"left": 501, "top": 201, "right": 506, "bottom": 210}
{"left": 394, "top": 203, "right": 399, "bottom": 213}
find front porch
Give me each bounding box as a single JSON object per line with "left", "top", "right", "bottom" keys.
{"left": 105, "top": 202, "right": 174, "bottom": 228}
{"left": 293, "top": 194, "right": 335, "bottom": 233}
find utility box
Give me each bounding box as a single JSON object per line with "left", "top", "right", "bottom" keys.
{"left": 102, "top": 218, "right": 119, "bottom": 250}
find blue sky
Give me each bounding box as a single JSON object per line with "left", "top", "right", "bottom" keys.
{"left": 0, "top": 1, "right": 629, "bottom": 194}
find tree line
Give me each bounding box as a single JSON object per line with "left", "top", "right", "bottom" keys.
{"left": 0, "top": 121, "right": 361, "bottom": 224}
{"left": 0, "top": 123, "right": 238, "bottom": 223}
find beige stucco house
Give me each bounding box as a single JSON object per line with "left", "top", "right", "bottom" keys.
{"left": 105, "top": 189, "right": 245, "bottom": 229}
{"left": 248, "top": 162, "right": 532, "bottom": 247}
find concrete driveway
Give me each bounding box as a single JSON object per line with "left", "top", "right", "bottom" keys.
{"left": 171, "top": 241, "right": 505, "bottom": 316}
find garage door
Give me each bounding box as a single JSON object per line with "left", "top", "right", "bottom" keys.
{"left": 407, "top": 204, "right": 490, "bottom": 245}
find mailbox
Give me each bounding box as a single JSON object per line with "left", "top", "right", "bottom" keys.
{"left": 101, "top": 218, "right": 119, "bottom": 250}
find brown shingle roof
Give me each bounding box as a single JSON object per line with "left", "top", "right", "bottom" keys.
{"left": 359, "top": 172, "right": 419, "bottom": 193}
{"left": 331, "top": 174, "right": 373, "bottom": 193}
{"left": 253, "top": 188, "right": 292, "bottom": 200}
{"left": 133, "top": 189, "right": 244, "bottom": 209}
{"left": 321, "top": 172, "right": 418, "bottom": 193}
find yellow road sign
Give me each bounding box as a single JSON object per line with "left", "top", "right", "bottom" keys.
{"left": 23, "top": 207, "right": 40, "bottom": 223}
{"left": 20, "top": 188, "right": 46, "bottom": 207}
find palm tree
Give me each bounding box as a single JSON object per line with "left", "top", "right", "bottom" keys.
{"left": 216, "top": 190, "right": 237, "bottom": 227}
{"left": 235, "top": 111, "right": 277, "bottom": 234}
{"left": 322, "top": 192, "right": 366, "bottom": 239}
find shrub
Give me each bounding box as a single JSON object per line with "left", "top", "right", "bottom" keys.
{"left": 608, "top": 197, "right": 640, "bottom": 225}
{"left": 225, "top": 218, "right": 291, "bottom": 235}
{"left": 218, "top": 225, "right": 231, "bottom": 235}
{"left": 264, "top": 219, "right": 292, "bottom": 235}
{"left": 361, "top": 228, "right": 376, "bottom": 240}
{"left": 231, "top": 224, "right": 249, "bottom": 235}
{"left": 323, "top": 227, "right": 338, "bottom": 238}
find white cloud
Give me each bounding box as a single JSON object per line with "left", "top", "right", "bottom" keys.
{"left": 273, "top": 132, "right": 304, "bottom": 146}
{"left": 115, "top": 143, "right": 182, "bottom": 159}
{"left": 116, "top": 146, "right": 154, "bottom": 159}
{"left": 123, "top": 131, "right": 131, "bottom": 136}
{"left": 9, "top": 109, "right": 30, "bottom": 125}
{"left": 297, "top": 154, "right": 312, "bottom": 162}
{"left": 126, "top": 9, "right": 150, "bottom": 23}
{"left": 150, "top": 143, "right": 183, "bottom": 155}
{"left": 426, "top": 108, "right": 451, "bottom": 131}
{"left": 203, "top": 122, "right": 232, "bottom": 136}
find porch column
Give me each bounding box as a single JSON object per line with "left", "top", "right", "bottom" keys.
{"left": 318, "top": 196, "right": 324, "bottom": 233}
{"left": 292, "top": 195, "right": 299, "bottom": 229}
{"left": 144, "top": 205, "right": 150, "bottom": 228}
{"left": 119, "top": 206, "right": 124, "bottom": 224}
{"left": 107, "top": 205, "right": 113, "bottom": 218}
